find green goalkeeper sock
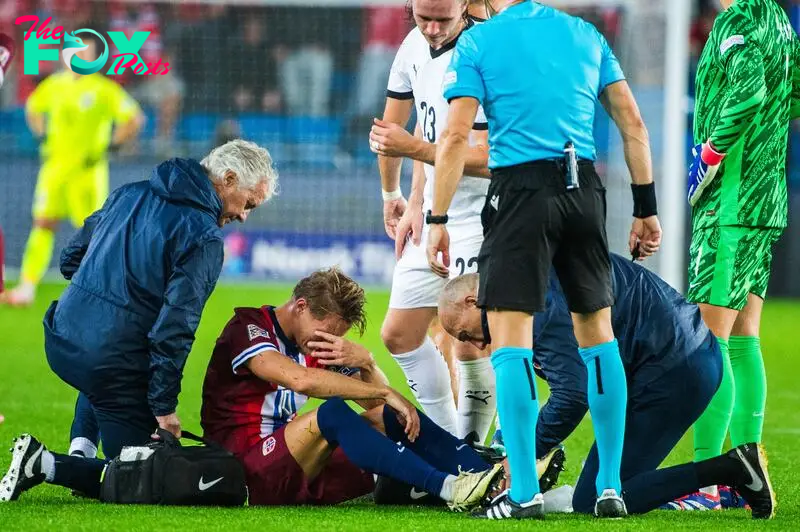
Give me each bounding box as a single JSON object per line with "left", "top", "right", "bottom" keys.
{"left": 694, "top": 337, "right": 733, "bottom": 461}
{"left": 728, "top": 336, "right": 766, "bottom": 446}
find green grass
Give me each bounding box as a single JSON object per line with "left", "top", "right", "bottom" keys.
{"left": 0, "top": 283, "right": 798, "bottom": 530}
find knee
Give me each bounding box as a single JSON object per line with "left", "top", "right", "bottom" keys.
{"left": 731, "top": 316, "right": 760, "bottom": 337}
{"left": 380, "top": 319, "right": 422, "bottom": 355}
{"left": 317, "top": 397, "right": 352, "bottom": 441}
{"left": 571, "top": 309, "right": 614, "bottom": 347}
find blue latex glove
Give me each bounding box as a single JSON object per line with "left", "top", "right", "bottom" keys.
{"left": 688, "top": 142, "right": 725, "bottom": 206}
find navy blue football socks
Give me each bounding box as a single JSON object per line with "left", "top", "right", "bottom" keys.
{"left": 51, "top": 453, "right": 107, "bottom": 499}
{"left": 317, "top": 398, "right": 448, "bottom": 497}
{"left": 382, "top": 403, "right": 489, "bottom": 475}
{"left": 69, "top": 393, "right": 100, "bottom": 447}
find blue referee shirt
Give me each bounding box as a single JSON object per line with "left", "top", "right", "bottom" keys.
{"left": 443, "top": 1, "right": 625, "bottom": 169}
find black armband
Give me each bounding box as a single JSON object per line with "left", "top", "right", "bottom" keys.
{"left": 631, "top": 183, "right": 657, "bottom": 218}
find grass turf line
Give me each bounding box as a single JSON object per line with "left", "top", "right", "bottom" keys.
{"left": 0, "top": 283, "right": 797, "bottom": 530}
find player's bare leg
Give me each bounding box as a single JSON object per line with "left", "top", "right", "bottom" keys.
{"left": 2, "top": 218, "right": 60, "bottom": 306}
{"left": 382, "top": 307, "right": 458, "bottom": 434}
{"left": 282, "top": 409, "right": 339, "bottom": 479}
{"left": 571, "top": 308, "right": 627, "bottom": 517}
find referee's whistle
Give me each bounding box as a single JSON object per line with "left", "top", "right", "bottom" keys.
{"left": 564, "top": 141, "right": 579, "bottom": 191}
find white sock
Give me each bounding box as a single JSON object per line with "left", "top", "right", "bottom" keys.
{"left": 439, "top": 474, "right": 458, "bottom": 502}
{"left": 13, "top": 282, "right": 35, "bottom": 299}
{"left": 700, "top": 485, "right": 719, "bottom": 497}
{"left": 69, "top": 437, "right": 98, "bottom": 459}
{"left": 456, "top": 357, "right": 496, "bottom": 443}
{"left": 42, "top": 450, "right": 55, "bottom": 482}
{"left": 392, "top": 337, "right": 458, "bottom": 435}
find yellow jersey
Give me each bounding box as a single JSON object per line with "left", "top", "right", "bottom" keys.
{"left": 25, "top": 71, "right": 140, "bottom": 163}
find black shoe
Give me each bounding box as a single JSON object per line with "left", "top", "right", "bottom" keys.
{"left": 373, "top": 476, "right": 444, "bottom": 506}
{"left": 0, "top": 434, "right": 47, "bottom": 502}
{"left": 594, "top": 489, "right": 627, "bottom": 518}
{"left": 467, "top": 442, "right": 506, "bottom": 465}
{"left": 473, "top": 491, "right": 545, "bottom": 520}
{"left": 537, "top": 445, "right": 566, "bottom": 493}
{"left": 730, "top": 443, "right": 776, "bottom": 519}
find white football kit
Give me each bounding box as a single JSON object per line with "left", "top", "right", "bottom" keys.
{"left": 386, "top": 24, "right": 489, "bottom": 309}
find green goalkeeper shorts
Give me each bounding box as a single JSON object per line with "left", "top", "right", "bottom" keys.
{"left": 687, "top": 226, "right": 783, "bottom": 311}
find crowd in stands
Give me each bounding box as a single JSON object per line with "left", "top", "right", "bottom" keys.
{"left": 0, "top": 0, "right": 794, "bottom": 165}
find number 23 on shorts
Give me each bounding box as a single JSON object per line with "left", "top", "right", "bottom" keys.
{"left": 454, "top": 256, "right": 478, "bottom": 276}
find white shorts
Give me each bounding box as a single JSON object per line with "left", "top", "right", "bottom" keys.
{"left": 388, "top": 223, "right": 483, "bottom": 309}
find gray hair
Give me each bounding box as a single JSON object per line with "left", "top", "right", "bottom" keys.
{"left": 200, "top": 139, "right": 279, "bottom": 198}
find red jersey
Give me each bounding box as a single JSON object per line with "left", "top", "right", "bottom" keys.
{"left": 201, "top": 306, "right": 357, "bottom": 456}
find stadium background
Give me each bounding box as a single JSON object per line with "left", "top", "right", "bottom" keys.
{"left": 1, "top": 0, "right": 798, "bottom": 294}
{"left": 1, "top": 1, "right": 800, "bottom": 529}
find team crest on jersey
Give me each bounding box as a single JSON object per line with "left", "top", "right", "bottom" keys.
{"left": 79, "top": 92, "right": 96, "bottom": 110}
{"left": 247, "top": 323, "right": 269, "bottom": 341}
{"left": 262, "top": 436, "right": 276, "bottom": 456}
{"left": 719, "top": 35, "right": 745, "bottom": 56}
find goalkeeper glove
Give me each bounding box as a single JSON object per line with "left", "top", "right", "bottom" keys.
{"left": 687, "top": 141, "right": 725, "bottom": 206}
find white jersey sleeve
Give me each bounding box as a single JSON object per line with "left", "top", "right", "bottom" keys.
{"left": 474, "top": 105, "right": 488, "bottom": 130}
{"left": 386, "top": 30, "right": 419, "bottom": 100}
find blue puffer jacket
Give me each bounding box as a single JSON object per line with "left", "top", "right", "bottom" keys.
{"left": 532, "top": 253, "right": 714, "bottom": 457}
{"left": 44, "top": 158, "right": 224, "bottom": 416}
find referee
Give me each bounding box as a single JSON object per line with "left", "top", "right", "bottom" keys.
{"left": 427, "top": 1, "right": 662, "bottom": 520}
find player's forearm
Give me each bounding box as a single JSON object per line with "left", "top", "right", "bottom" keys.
{"left": 294, "top": 366, "right": 390, "bottom": 402}
{"left": 379, "top": 98, "right": 414, "bottom": 193}
{"left": 359, "top": 359, "right": 390, "bottom": 388}
{"left": 709, "top": 51, "right": 766, "bottom": 153}
{"left": 25, "top": 111, "right": 45, "bottom": 138}
{"left": 412, "top": 141, "right": 490, "bottom": 179}
{"left": 432, "top": 128, "right": 469, "bottom": 216}
{"left": 464, "top": 144, "right": 490, "bottom": 178}
{"left": 113, "top": 112, "right": 144, "bottom": 146}
{"left": 356, "top": 360, "right": 391, "bottom": 410}
{"left": 409, "top": 159, "right": 426, "bottom": 207}
{"left": 621, "top": 123, "right": 653, "bottom": 185}
{"left": 379, "top": 154, "right": 403, "bottom": 194}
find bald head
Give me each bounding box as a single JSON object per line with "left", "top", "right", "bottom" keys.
{"left": 439, "top": 273, "right": 478, "bottom": 311}
{"left": 438, "top": 273, "right": 487, "bottom": 349}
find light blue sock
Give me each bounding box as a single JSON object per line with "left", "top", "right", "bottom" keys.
{"left": 491, "top": 346, "right": 540, "bottom": 503}
{"left": 579, "top": 339, "right": 627, "bottom": 496}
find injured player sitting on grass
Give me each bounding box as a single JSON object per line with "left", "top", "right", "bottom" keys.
{"left": 1, "top": 268, "right": 502, "bottom": 511}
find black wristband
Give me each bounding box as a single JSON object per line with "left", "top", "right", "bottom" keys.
{"left": 425, "top": 210, "right": 449, "bottom": 225}
{"left": 631, "top": 183, "right": 657, "bottom": 218}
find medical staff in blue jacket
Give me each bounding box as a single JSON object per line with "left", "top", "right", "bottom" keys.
{"left": 45, "top": 140, "right": 277, "bottom": 458}
{"left": 438, "top": 255, "right": 775, "bottom": 519}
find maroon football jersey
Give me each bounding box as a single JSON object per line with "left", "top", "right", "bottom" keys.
{"left": 201, "top": 306, "right": 357, "bottom": 456}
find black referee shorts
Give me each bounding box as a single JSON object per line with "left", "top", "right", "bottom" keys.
{"left": 477, "top": 160, "right": 614, "bottom": 314}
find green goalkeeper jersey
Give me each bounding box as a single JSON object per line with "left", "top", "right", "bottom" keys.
{"left": 693, "top": 0, "right": 799, "bottom": 230}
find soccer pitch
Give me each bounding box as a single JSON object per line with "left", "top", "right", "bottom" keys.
{"left": 0, "top": 283, "right": 798, "bottom": 531}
